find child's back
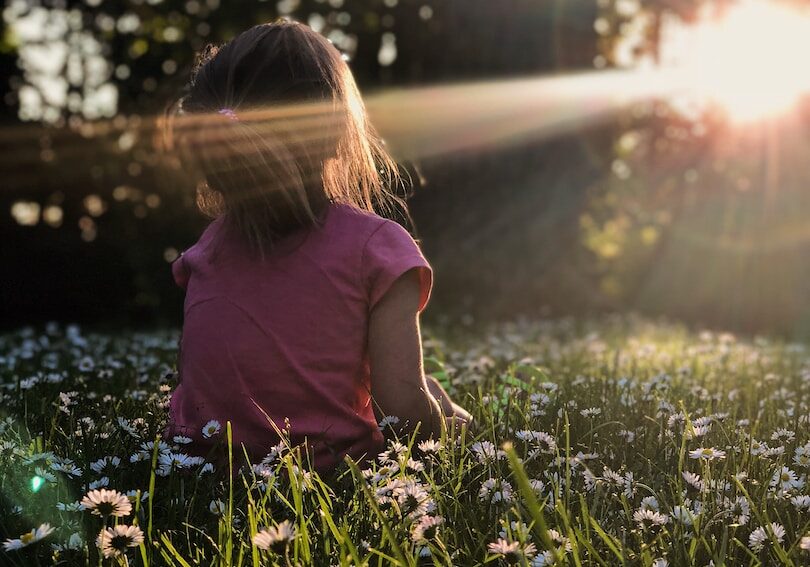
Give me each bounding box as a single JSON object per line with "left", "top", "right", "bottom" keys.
{"left": 167, "top": 202, "right": 432, "bottom": 471}
{"left": 163, "top": 20, "right": 471, "bottom": 473}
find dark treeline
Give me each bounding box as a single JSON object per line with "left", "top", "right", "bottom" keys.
{"left": 5, "top": 0, "right": 810, "bottom": 338}
{"left": 0, "top": 1, "right": 605, "bottom": 331}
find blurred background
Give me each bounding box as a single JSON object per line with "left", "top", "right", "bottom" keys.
{"left": 3, "top": 0, "right": 810, "bottom": 337}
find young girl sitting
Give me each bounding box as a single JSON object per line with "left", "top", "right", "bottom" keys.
{"left": 163, "top": 20, "right": 471, "bottom": 473}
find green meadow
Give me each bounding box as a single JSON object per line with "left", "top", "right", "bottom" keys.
{"left": 2, "top": 317, "right": 810, "bottom": 566}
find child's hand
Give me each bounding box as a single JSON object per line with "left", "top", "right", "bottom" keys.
{"left": 425, "top": 374, "right": 473, "bottom": 422}
{"left": 445, "top": 413, "right": 478, "bottom": 440}
{"left": 425, "top": 375, "right": 453, "bottom": 413}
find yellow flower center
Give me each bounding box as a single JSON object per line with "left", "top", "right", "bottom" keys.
{"left": 20, "top": 533, "right": 35, "bottom": 545}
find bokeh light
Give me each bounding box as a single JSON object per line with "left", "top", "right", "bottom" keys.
{"left": 30, "top": 475, "right": 44, "bottom": 493}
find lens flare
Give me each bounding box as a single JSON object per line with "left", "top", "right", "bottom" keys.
{"left": 30, "top": 475, "right": 44, "bottom": 492}
{"left": 659, "top": 0, "right": 810, "bottom": 122}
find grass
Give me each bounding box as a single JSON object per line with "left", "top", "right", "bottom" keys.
{"left": 1, "top": 315, "right": 810, "bottom": 566}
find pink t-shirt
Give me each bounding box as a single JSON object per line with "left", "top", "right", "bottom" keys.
{"left": 166, "top": 202, "right": 432, "bottom": 472}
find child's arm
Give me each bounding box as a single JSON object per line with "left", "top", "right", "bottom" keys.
{"left": 368, "top": 269, "right": 470, "bottom": 440}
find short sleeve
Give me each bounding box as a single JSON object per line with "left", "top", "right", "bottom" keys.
{"left": 171, "top": 253, "right": 190, "bottom": 290}
{"left": 363, "top": 220, "right": 433, "bottom": 313}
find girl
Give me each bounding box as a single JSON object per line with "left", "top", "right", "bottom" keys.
{"left": 162, "top": 20, "right": 471, "bottom": 473}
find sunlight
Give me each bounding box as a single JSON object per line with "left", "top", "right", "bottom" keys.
{"left": 661, "top": 0, "right": 810, "bottom": 122}
{"left": 3, "top": 70, "right": 675, "bottom": 176}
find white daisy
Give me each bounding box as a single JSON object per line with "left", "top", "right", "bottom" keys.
{"left": 682, "top": 471, "right": 705, "bottom": 491}
{"left": 96, "top": 525, "right": 144, "bottom": 558}
{"left": 692, "top": 416, "right": 713, "bottom": 428}
{"left": 130, "top": 451, "right": 150, "bottom": 463}
{"left": 417, "top": 439, "right": 442, "bottom": 453}
{"left": 117, "top": 417, "right": 140, "bottom": 437}
{"left": 394, "top": 480, "right": 433, "bottom": 518}
{"left": 688, "top": 447, "right": 726, "bottom": 461}
{"left": 582, "top": 468, "right": 597, "bottom": 492}
{"left": 791, "top": 495, "right": 810, "bottom": 511}
{"left": 378, "top": 441, "right": 408, "bottom": 464}
{"left": 671, "top": 505, "right": 696, "bottom": 526}
{"left": 50, "top": 457, "right": 83, "bottom": 477}
{"left": 750, "top": 439, "right": 768, "bottom": 456}
{"left": 770, "top": 467, "right": 802, "bottom": 491}
{"left": 487, "top": 538, "right": 536, "bottom": 560}
{"left": 158, "top": 452, "right": 194, "bottom": 470}
{"left": 633, "top": 508, "right": 669, "bottom": 530}
{"left": 405, "top": 458, "right": 425, "bottom": 472}
{"left": 3, "top": 523, "right": 55, "bottom": 551}
{"left": 547, "top": 528, "right": 573, "bottom": 553}
{"left": 640, "top": 496, "right": 659, "bottom": 511}
{"left": 530, "top": 551, "right": 556, "bottom": 566}
{"left": 771, "top": 428, "right": 795, "bottom": 442}
{"left": 209, "top": 499, "right": 226, "bottom": 515}
{"left": 723, "top": 496, "right": 751, "bottom": 525}
{"left": 411, "top": 515, "right": 443, "bottom": 543}
{"left": 749, "top": 522, "right": 785, "bottom": 552}
{"left": 253, "top": 520, "right": 296, "bottom": 552}
{"left": 764, "top": 445, "right": 786, "bottom": 458}
{"left": 518, "top": 430, "right": 558, "bottom": 455}
{"left": 80, "top": 489, "right": 132, "bottom": 517}
{"left": 479, "top": 477, "right": 513, "bottom": 504}
{"left": 624, "top": 471, "right": 637, "bottom": 498}
{"left": 685, "top": 423, "right": 712, "bottom": 440}
{"left": 748, "top": 527, "right": 768, "bottom": 553}
{"left": 794, "top": 450, "right": 810, "bottom": 468}
{"left": 470, "top": 440, "right": 505, "bottom": 462}
{"left": 77, "top": 356, "right": 94, "bottom": 372}
{"left": 602, "top": 467, "right": 624, "bottom": 487}
{"left": 56, "top": 500, "right": 85, "bottom": 512}
{"left": 90, "top": 455, "right": 121, "bottom": 474}
{"left": 378, "top": 415, "right": 400, "bottom": 430}
{"left": 201, "top": 420, "right": 221, "bottom": 438}
{"left": 87, "top": 476, "right": 110, "bottom": 490}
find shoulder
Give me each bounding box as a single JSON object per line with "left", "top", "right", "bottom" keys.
{"left": 176, "top": 216, "right": 225, "bottom": 266}
{"left": 201, "top": 215, "right": 227, "bottom": 243}
{"left": 328, "top": 202, "right": 396, "bottom": 241}
{"left": 171, "top": 219, "right": 221, "bottom": 289}
{"left": 326, "top": 202, "right": 424, "bottom": 264}
{"left": 190, "top": 216, "right": 228, "bottom": 255}
{"left": 330, "top": 202, "right": 385, "bottom": 225}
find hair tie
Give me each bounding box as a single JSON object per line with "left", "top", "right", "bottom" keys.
{"left": 218, "top": 107, "right": 238, "bottom": 121}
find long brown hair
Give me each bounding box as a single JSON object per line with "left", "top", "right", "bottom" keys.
{"left": 163, "top": 19, "right": 408, "bottom": 259}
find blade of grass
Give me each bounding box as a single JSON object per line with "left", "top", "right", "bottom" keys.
{"left": 502, "top": 442, "right": 556, "bottom": 560}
